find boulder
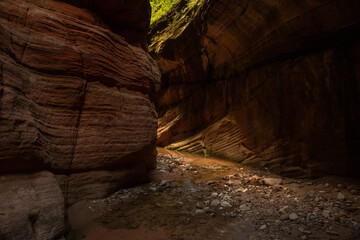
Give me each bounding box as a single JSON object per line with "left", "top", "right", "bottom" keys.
{"left": 0, "top": 0, "right": 160, "bottom": 203}
{"left": 0, "top": 171, "right": 66, "bottom": 240}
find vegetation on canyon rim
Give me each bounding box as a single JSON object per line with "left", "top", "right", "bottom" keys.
{"left": 149, "top": 0, "right": 203, "bottom": 55}
{"left": 150, "top": 0, "right": 202, "bottom": 24}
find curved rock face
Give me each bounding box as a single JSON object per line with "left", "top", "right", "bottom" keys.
{"left": 151, "top": 0, "right": 360, "bottom": 177}
{"left": 0, "top": 0, "right": 160, "bottom": 205}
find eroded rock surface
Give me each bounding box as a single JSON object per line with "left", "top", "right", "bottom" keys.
{"left": 151, "top": 0, "right": 360, "bottom": 177}
{"left": 0, "top": 171, "right": 65, "bottom": 240}
{"left": 0, "top": 0, "right": 160, "bottom": 204}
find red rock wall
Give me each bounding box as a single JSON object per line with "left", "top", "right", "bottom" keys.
{"left": 0, "top": 0, "right": 160, "bottom": 205}
{"left": 152, "top": 0, "right": 360, "bottom": 177}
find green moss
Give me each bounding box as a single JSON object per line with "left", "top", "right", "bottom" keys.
{"left": 150, "top": 0, "right": 203, "bottom": 24}
{"left": 149, "top": 0, "right": 204, "bottom": 56}
{"left": 150, "top": 0, "right": 180, "bottom": 24}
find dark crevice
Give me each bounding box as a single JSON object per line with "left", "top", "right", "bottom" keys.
{"left": 0, "top": 63, "right": 4, "bottom": 111}
{"left": 69, "top": 77, "right": 87, "bottom": 170}
{"left": 28, "top": 213, "right": 38, "bottom": 233}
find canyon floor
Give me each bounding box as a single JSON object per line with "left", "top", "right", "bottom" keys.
{"left": 68, "top": 149, "right": 360, "bottom": 240}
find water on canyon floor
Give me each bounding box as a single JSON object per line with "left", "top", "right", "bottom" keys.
{"left": 68, "top": 148, "right": 360, "bottom": 240}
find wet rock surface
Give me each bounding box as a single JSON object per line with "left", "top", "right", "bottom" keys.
{"left": 68, "top": 149, "right": 360, "bottom": 240}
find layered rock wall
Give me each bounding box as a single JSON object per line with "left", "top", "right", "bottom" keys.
{"left": 152, "top": 0, "right": 360, "bottom": 177}
{"left": 0, "top": 0, "right": 160, "bottom": 204}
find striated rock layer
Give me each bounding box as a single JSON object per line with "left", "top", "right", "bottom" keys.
{"left": 151, "top": 0, "right": 360, "bottom": 177}
{"left": 0, "top": 0, "right": 160, "bottom": 206}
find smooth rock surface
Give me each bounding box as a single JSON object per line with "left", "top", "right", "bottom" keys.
{"left": 0, "top": 171, "right": 66, "bottom": 240}
{"left": 150, "top": 0, "right": 360, "bottom": 177}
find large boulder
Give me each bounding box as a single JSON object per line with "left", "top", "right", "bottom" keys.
{"left": 0, "top": 171, "right": 66, "bottom": 240}
{"left": 151, "top": 0, "right": 360, "bottom": 177}
{"left": 0, "top": 0, "right": 160, "bottom": 204}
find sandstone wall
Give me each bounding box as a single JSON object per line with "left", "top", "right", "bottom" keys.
{"left": 151, "top": 0, "right": 360, "bottom": 177}
{"left": 0, "top": 0, "right": 159, "bottom": 203}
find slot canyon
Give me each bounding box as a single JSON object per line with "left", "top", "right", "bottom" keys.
{"left": 0, "top": 0, "right": 359, "bottom": 239}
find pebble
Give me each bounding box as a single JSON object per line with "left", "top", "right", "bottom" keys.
{"left": 322, "top": 210, "right": 330, "bottom": 218}
{"left": 298, "top": 227, "right": 311, "bottom": 234}
{"left": 196, "top": 202, "right": 205, "bottom": 209}
{"left": 228, "top": 212, "right": 237, "bottom": 218}
{"left": 223, "top": 194, "right": 231, "bottom": 201}
{"left": 248, "top": 175, "right": 261, "bottom": 185}
{"left": 263, "top": 178, "right": 283, "bottom": 186}
{"left": 239, "top": 204, "right": 251, "bottom": 211}
{"left": 211, "top": 199, "right": 220, "bottom": 207}
{"left": 289, "top": 213, "right": 299, "bottom": 220}
{"left": 195, "top": 209, "right": 205, "bottom": 214}
{"left": 337, "top": 192, "right": 346, "bottom": 200}
{"left": 211, "top": 192, "right": 218, "bottom": 197}
{"left": 220, "top": 201, "right": 232, "bottom": 208}
{"left": 260, "top": 224, "right": 267, "bottom": 230}
{"left": 184, "top": 164, "right": 193, "bottom": 170}
{"left": 279, "top": 206, "right": 289, "bottom": 213}
{"left": 160, "top": 180, "right": 171, "bottom": 187}
{"left": 235, "top": 188, "right": 248, "bottom": 193}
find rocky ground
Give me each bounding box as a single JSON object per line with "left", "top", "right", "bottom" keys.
{"left": 68, "top": 149, "right": 360, "bottom": 240}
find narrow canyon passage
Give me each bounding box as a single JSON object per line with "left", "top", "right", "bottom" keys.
{"left": 68, "top": 149, "right": 360, "bottom": 240}
{"left": 1, "top": 0, "right": 360, "bottom": 239}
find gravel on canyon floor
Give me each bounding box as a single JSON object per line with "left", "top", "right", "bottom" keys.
{"left": 68, "top": 149, "right": 360, "bottom": 240}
